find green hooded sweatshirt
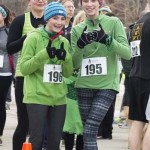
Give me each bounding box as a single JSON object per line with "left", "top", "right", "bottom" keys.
{"left": 71, "top": 13, "right": 131, "bottom": 92}
{"left": 20, "top": 27, "right": 73, "bottom": 106}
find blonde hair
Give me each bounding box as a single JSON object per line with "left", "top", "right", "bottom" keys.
{"left": 59, "top": 0, "right": 74, "bottom": 4}
{"left": 73, "top": 10, "right": 86, "bottom": 26}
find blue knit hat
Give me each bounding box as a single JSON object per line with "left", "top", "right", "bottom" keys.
{"left": 44, "top": 2, "right": 67, "bottom": 22}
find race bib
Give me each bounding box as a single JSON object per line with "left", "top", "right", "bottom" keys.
{"left": 43, "top": 64, "right": 63, "bottom": 83}
{"left": 130, "top": 40, "right": 141, "bottom": 57}
{"left": 0, "top": 55, "right": 4, "bottom": 68}
{"left": 81, "top": 57, "right": 107, "bottom": 76}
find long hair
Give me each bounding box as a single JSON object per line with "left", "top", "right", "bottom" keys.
{"left": 73, "top": 10, "right": 86, "bottom": 27}
{"left": 0, "top": 4, "right": 15, "bottom": 27}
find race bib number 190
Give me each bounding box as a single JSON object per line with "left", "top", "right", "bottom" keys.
{"left": 81, "top": 57, "right": 107, "bottom": 76}
{"left": 43, "top": 64, "right": 63, "bottom": 83}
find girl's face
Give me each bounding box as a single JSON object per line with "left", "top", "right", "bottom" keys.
{"left": 81, "top": 0, "right": 100, "bottom": 19}
{"left": 46, "top": 15, "right": 66, "bottom": 33}
{"left": 63, "top": 1, "right": 75, "bottom": 19}
{"left": 29, "top": 0, "right": 47, "bottom": 12}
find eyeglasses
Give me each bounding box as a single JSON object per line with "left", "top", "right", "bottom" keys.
{"left": 34, "top": 0, "right": 47, "bottom": 2}
{"left": 64, "top": 6, "right": 75, "bottom": 10}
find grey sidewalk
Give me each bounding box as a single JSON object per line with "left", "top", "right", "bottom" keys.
{"left": 1, "top": 81, "right": 129, "bottom": 150}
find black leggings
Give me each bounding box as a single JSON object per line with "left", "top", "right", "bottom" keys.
{"left": 13, "top": 77, "right": 29, "bottom": 150}
{"left": 27, "top": 104, "right": 66, "bottom": 150}
{"left": 64, "top": 133, "right": 83, "bottom": 150}
{"left": 0, "top": 75, "right": 12, "bottom": 135}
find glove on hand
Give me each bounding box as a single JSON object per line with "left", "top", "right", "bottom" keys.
{"left": 77, "top": 26, "right": 92, "bottom": 49}
{"left": 93, "top": 24, "right": 112, "bottom": 45}
{"left": 46, "top": 40, "right": 56, "bottom": 58}
{"left": 56, "top": 42, "right": 66, "bottom": 61}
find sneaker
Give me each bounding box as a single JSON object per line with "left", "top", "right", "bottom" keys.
{"left": 97, "top": 136, "right": 103, "bottom": 139}
{"left": 61, "top": 139, "right": 65, "bottom": 147}
{"left": 118, "top": 120, "right": 128, "bottom": 129}
{"left": 0, "top": 138, "right": 3, "bottom": 146}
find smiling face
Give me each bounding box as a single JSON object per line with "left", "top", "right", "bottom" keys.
{"left": 46, "top": 15, "right": 66, "bottom": 33}
{"left": 82, "top": 0, "right": 100, "bottom": 20}
{"left": 29, "top": 0, "right": 47, "bottom": 12}
{"left": 63, "top": 1, "right": 75, "bottom": 19}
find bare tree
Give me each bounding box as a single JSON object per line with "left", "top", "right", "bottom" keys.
{"left": 105, "top": 0, "right": 148, "bottom": 26}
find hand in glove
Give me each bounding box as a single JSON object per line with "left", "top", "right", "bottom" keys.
{"left": 77, "top": 26, "right": 93, "bottom": 49}
{"left": 56, "top": 42, "right": 66, "bottom": 61}
{"left": 46, "top": 40, "right": 56, "bottom": 58}
{"left": 93, "top": 24, "right": 112, "bottom": 45}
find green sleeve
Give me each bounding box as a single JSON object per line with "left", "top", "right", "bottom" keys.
{"left": 109, "top": 19, "right": 131, "bottom": 60}
{"left": 20, "top": 33, "right": 49, "bottom": 76}
{"left": 62, "top": 41, "right": 73, "bottom": 77}
{"left": 71, "top": 28, "right": 84, "bottom": 69}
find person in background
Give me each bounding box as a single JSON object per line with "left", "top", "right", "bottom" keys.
{"left": 128, "top": 11, "right": 150, "bottom": 150}
{"left": 7, "top": 0, "right": 47, "bottom": 150}
{"left": 0, "top": 4, "right": 15, "bottom": 146}
{"left": 20, "top": 2, "right": 73, "bottom": 149}
{"left": 71, "top": 0, "right": 131, "bottom": 149}
{"left": 118, "top": 23, "right": 134, "bottom": 128}
{"left": 60, "top": 0, "right": 74, "bottom": 38}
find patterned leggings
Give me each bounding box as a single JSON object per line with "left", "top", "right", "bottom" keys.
{"left": 77, "top": 88, "right": 117, "bottom": 150}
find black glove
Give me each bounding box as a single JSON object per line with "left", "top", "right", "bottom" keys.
{"left": 77, "top": 26, "right": 93, "bottom": 49}
{"left": 46, "top": 40, "right": 56, "bottom": 58}
{"left": 56, "top": 42, "right": 66, "bottom": 61}
{"left": 93, "top": 24, "right": 112, "bottom": 45}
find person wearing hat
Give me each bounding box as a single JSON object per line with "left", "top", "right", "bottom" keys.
{"left": 0, "top": 4, "right": 15, "bottom": 146}
{"left": 20, "top": 2, "right": 73, "bottom": 150}
{"left": 7, "top": 0, "right": 47, "bottom": 150}
{"left": 71, "top": 0, "right": 131, "bottom": 149}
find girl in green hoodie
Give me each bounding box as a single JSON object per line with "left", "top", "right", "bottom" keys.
{"left": 20, "top": 2, "right": 73, "bottom": 150}
{"left": 71, "top": 0, "right": 131, "bottom": 149}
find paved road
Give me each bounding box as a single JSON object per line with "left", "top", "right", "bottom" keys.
{"left": 1, "top": 81, "right": 129, "bottom": 150}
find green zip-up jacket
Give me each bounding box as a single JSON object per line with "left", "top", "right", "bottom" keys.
{"left": 71, "top": 14, "right": 131, "bottom": 92}
{"left": 20, "top": 27, "right": 73, "bottom": 106}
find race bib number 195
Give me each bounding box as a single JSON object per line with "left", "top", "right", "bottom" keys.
{"left": 81, "top": 57, "right": 107, "bottom": 76}
{"left": 43, "top": 64, "right": 63, "bottom": 83}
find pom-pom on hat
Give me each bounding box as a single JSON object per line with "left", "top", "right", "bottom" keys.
{"left": 44, "top": 2, "right": 67, "bottom": 22}
{"left": 80, "top": 0, "right": 102, "bottom": 6}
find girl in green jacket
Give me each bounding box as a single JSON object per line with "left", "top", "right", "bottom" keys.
{"left": 71, "top": 0, "right": 131, "bottom": 149}
{"left": 20, "top": 2, "right": 73, "bottom": 150}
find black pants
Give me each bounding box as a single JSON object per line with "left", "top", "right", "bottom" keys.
{"left": 0, "top": 75, "right": 12, "bottom": 135}
{"left": 27, "top": 104, "right": 66, "bottom": 150}
{"left": 120, "top": 75, "right": 130, "bottom": 111}
{"left": 64, "top": 133, "right": 83, "bottom": 150}
{"left": 13, "top": 77, "right": 29, "bottom": 150}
